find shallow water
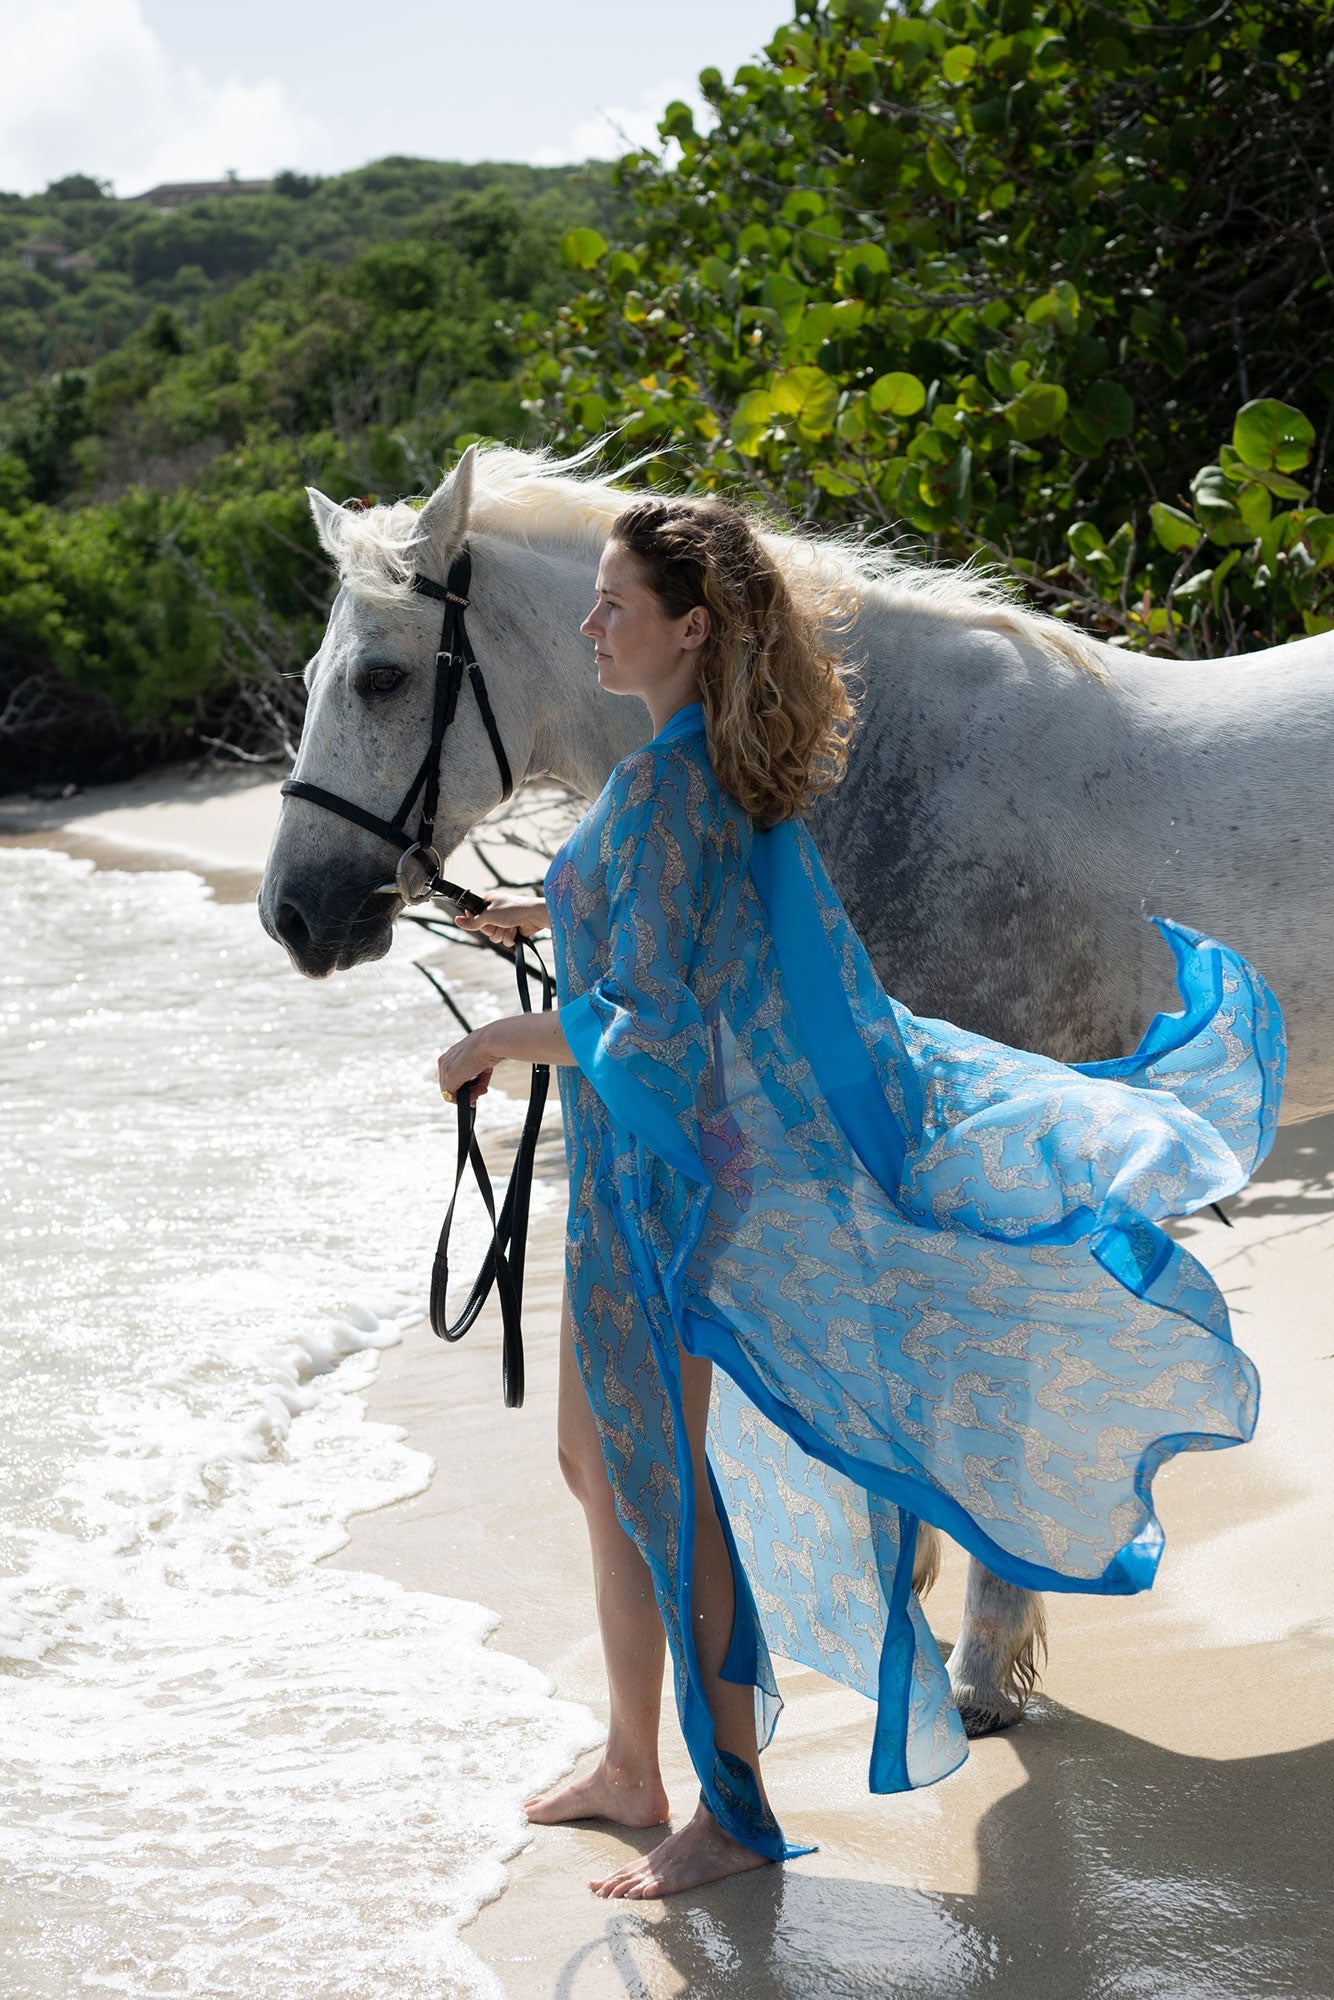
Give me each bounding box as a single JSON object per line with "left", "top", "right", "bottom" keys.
{"left": 0, "top": 849, "right": 597, "bottom": 2000}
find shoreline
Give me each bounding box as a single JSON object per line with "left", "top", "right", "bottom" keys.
{"left": 0, "top": 762, "right": 287, "bottom": 900}
{"left": 7, "top": 773, "right": 1333, "bottom": 1998}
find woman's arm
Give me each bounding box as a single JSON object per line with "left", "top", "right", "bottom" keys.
{"left": 436, "top": 888, "right": 567, "bottom": 1102}
{"left": 437, "top": 1005, "right": 576, "bottom": 1104}
{"left": 439, "top": 764, "right": 702, "bottom": 1115}
{"left": 453, "top": 889, "right": 550, "bottom": 949}
{"left": 483, "top": 1009, "right": 577, "bottom": 1068}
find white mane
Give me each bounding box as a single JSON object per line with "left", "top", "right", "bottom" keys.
{"left": 321, "top": 441, "right": 1101, "bottom": 672}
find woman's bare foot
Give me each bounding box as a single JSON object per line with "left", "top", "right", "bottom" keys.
{"left": 524, "top": 1756, "right": 670, "bottom": 1829}
{"left": 590, "top": 1800, "right": 773, "bottom": 1898}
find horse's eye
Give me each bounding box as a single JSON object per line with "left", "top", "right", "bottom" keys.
{"left": 362, "top": 665, "right": 406, "bottom": 696}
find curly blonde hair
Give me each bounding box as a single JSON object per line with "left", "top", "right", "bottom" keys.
{"left": 610, "top": 495, "right": 860, "bottom": 827}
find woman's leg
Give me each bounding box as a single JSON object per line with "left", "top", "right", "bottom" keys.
{"left": 591, "top": 1342, "right": 773, "bottom": 1898}
{"left": 524, "top": 1282, "right": 670, "bottom": 1828}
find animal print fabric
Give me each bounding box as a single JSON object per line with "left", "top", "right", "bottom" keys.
{"left": 544, "top": 701, "right": 1284, "bottom": 1860}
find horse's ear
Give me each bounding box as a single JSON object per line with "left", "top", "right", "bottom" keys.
{"left": 306, "top": 487, "right": 343, "bottom": 560}
{"left": 415, "top": 444, "right": 477, "bottom": 570}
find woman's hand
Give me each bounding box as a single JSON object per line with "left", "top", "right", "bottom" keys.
{"left": 452, "top": 889, "right": 549, "bottom": 950}
{"left": 437, "top": 1027, "right": 496, "bottom": 1107}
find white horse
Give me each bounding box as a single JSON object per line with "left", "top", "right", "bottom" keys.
{"left": 260, "top": 443, "right": 1333, "bottom": 1733}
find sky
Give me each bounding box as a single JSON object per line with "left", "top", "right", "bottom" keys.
{"left": 0, "top": 0, "right": 789, "bottom": 198}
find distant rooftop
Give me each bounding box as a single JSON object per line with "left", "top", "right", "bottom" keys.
{"left": 19, "top": 236, "right": 96, "bottom": 273}
{"left": 133, "top": 179, "right": 272, "bottom": 209}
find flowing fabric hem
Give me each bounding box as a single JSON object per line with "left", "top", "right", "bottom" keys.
{"left": 652, "top": 1136, "right": 1259, "bottom": 1819}
{"left": 608, "top": 1174, "right": 813, "bottom": 1862}
{"left": 679, "top": 1299, "right": 1255, "bottom": 1602}
{"left": 1074, "top": 915, "right": 1283, "bottom": 1166}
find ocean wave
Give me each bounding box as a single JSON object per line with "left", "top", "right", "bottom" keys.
{"left": 0, "top": 848, "right": 597, "bottom": 1999}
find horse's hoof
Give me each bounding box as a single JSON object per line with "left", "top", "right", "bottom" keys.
{"left": 956, "top": 1701, "right": 1024, "bottom": 1738}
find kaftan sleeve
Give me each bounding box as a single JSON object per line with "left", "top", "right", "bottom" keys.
{"left": 559, "top": 756, "right": 713, "bottom": 1185}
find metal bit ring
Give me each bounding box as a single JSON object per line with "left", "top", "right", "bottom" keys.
{"left": 392, "top": 842, "right": 442, "bottom": 904}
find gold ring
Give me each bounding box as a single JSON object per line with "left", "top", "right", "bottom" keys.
{"left": 440, "top": 1085, "right": 455, "bottom": 1104}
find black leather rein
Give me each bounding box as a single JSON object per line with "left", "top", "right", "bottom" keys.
{"left": 280, "top": 541, "right": 544, "bottom": 1408}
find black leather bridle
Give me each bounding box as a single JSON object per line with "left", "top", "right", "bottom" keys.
{"left": 281, "top": 546, "right": 514, "bottom": 903}
{"left": 280, "top": 542, "right": 543, "bottom": 1408}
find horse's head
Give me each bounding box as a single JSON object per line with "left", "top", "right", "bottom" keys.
{"left": 261, "top": 449, "right": 517, "bottom": 976}
{"left": 261, "top": 444, "right": 663, "bottom": 974}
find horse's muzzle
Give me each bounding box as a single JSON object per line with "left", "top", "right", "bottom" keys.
{"left": 258, "top": 867, "right": 396, "bottom": 977}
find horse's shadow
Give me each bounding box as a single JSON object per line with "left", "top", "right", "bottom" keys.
{"left": 550, "top": 1700, "right": 1334, "bottom": 2000}
{"left": 1215, "top": 1112, "right": 1334, "bottom": 1223}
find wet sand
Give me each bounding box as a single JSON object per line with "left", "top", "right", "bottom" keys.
{"left": 6, "top": 769, "right": 1332, "bottom": 2000}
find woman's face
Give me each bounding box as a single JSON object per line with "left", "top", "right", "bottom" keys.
{"left": 580, "top": 541, "right": 707, "bottom": 704}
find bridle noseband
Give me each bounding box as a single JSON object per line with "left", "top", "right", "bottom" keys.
{"left": 280, "top": 545, "right": 513, "bottom": 903}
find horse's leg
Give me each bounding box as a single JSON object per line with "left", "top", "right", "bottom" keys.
{"left": 911, "top": 1519, "right": 943, "bottom": 1599}
{"left": 947, "top": 1559, "right": 1047, "bottom": 1737}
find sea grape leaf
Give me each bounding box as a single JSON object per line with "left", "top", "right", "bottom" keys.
{"left": 1232, "top": 399, "right": 1315, "bottom": 473}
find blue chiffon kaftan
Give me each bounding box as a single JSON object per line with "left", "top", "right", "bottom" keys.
{"left": 543, "top": 699, "right": 1284, "bottom": 1861}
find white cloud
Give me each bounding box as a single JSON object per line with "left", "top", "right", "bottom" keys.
{"left": 0, "top": 0, "right": 320, "bottom": 195}
{"left": 533, "top": 77, "right": 713, "bottom": 168}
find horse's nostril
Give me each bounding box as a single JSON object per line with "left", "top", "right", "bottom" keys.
{"left": 274, "top": 901, "right": 312, "bottom": 956}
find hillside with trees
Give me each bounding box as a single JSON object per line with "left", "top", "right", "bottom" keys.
{"left": 0, "top": 159, "right": 618, "bottom": 787}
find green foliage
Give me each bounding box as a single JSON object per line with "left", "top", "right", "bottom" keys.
{"left": 0, "top": 158, "right": 623, "bottom": 782}
{"left": 1067, "top": 400, "right": 1334, "bottom": 650}
{"left": 0, "top": 158, "right": 617, "bottom": 401}
{"left": 2, "top": 166, "right": 618, "bottom": 504}
{"left": 520, "top": 0, "right": 1334, "bottom": 655}
{"left": 561, "top": 228, "right": 609, "bottom": 270}
{"left": 0, "top": 469, "right": 328, "bottom": 782}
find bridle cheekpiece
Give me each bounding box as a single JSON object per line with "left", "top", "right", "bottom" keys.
{"left": 280, "top": 544, "right": 514, "bottom": 903}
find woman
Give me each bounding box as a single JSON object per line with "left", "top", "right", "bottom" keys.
{"left": 435, "top": 496, "right": 1283, "bottom": 1901}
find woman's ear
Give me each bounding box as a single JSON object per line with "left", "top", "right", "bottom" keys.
{"left": 682, "top": 604, "right": 710, "bottom": 651}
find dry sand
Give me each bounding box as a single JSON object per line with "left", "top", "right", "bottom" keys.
{"left": 5, "top": 767, "right": 1331, "bottom": 2000}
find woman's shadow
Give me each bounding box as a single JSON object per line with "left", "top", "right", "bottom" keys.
{"left": 551, "top": 1694, "right": 1334, "bottom": 2000}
